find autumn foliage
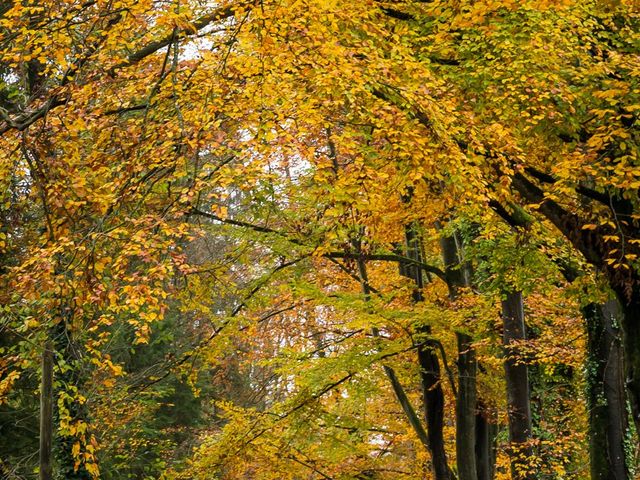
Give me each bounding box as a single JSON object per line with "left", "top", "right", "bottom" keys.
{"left": 0, "top": 0, "right": 639, "bottom": 479}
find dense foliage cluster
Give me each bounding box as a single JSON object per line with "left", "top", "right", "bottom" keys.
{"left": 0, "top": 0, "right": 639, "bottom": 479}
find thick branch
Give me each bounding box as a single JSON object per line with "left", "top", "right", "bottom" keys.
{"left": 123, "top": 3, "right": 245, "bottom": 66}
{"left": 488, "top": 199, "right": 581, "bottom": 283}
{"left": 326, "top": 251, "right": 446, "bottom": 282}
{"left": 423, "top": 338, "right": 458, "bottom": 397}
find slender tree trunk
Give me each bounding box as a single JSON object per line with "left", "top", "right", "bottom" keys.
{"left": 501, "top": 290, "right": 534, "bottom": 480}
{"left": 439, "top": 230, "right": 480, "bottom": 480}
{"left": 475, "top": 403, "right": 497, "bottom": 480}
{"left": 584, "top": 300, "right": 629, "bottom": 480}
{"left": 383, "top": 363, "right": 431, "bottom": 450}
{"left": 405, "top": 225, "right": 453, "bottom": 480}
{"left": 456, "top": 332, "right": 478, "bottom": 480}
{"left": 39, "top": 344, "right": 54, "bottom": 480}
{"left": 417, "top": 336, "right": 453, "bottom": 480}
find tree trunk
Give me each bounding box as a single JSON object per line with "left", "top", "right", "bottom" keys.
{"left": 439, "top": 230, "right": 480, "bottom": 480}
{"left": 39, "top": 345, "right": 54, "bottom": 480}
{"left": 501, "top": 290, "right": 534, "bottom": 480}
{"left": 509, "top": 172, "right": 640, "bottom": 431}
{"left": 52, "top": 315, "right": 93, "bottom": 480}
{"left": 456, "top": 332, "right": 478, "bottom": 480}
{"left": 475, "top": 403, "right": 497, "bottom": 480}
{"left": 620, "top": 298, "right": 640, "bottom": 434}
{"left": 405, "top": 225, "right": 453, "bottom": 480}
{"left": 585, "top": 300, "right": 629, "bottom": 480}
{"left": 418, "top": 333, "right": 453, "bottom": 480}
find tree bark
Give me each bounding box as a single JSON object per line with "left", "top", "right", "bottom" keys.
{"left": 439, "top": 230, "right": 481, "bottom": 480}
{"left": 456, "top": 332, "right": 478, "bottom": 480}
{"left": 39, "top": 345, "right": 54, "bottom": 480}
{"left": 501, "top": 290, "right": 534, "bottom": 480}
{"left": 620, "top": 300, "right": 640, "bottom": 433}
{"left": 475, "top": 404, "right": 497, "bottom": 480}
{"left": 509, "top": 173, "right": 640, "bottom": 429}
{"left": 417, "top": 337, "right": 453, "bottom": 480}
{"left": 585, "top": 300, "right": 629, "bottom": 480}
{"left": 405, "top": 225, "right": 454, "bottom": 480}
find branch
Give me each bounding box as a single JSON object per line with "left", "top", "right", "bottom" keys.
{"left": 423, "top": 338, "right": 457, "bottom": 397}
{"left": 382, "top": 364, "right": 431, "bottom": 448}
{"left": 524, "top": 166, "right": 634, "bottom": 215}
{"left": 0, "top": 97, "right": 66, "bottom": 134}
{"left": 326, "top": 251, "right": 447, "bottom": 283}
{"left": 191, "top": 208, "right": 448, "bottom": 284}
{"left": 122, "top": 3, "right": 247, "bottom": 67}
{"left": 510, "top": 172, "right": 610, "bottom": 270}
{"left": 488, "top": 199, "right": 534, "bottom": 231}
{"left": 191, "top": 207, "right": 285, "bottom": 237}
{"left": 489, "top": 198, "right": 582, "bottom": 283}
{"left": 0, "top": 3, "right": 251, "bottom": 135}
{"left": 371, "top": 87, "right": 435, "bottom": 137}
{"left": 488, "top": 200, "right": 522, "bottom": 229}
{"left": 381, "top": 7, "right": 414, "bottom": 20}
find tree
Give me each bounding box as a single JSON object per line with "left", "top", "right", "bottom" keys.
{"left": 1, "top": 0, "right": 638, "bottom": 478}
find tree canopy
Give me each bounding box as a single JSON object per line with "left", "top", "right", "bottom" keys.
{"left": 0, "top": 1, "right": 639, "bottom": 479}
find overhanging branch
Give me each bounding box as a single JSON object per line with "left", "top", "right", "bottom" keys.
{"left": 191, "top": 208, "right": 447, "bottom": 283}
